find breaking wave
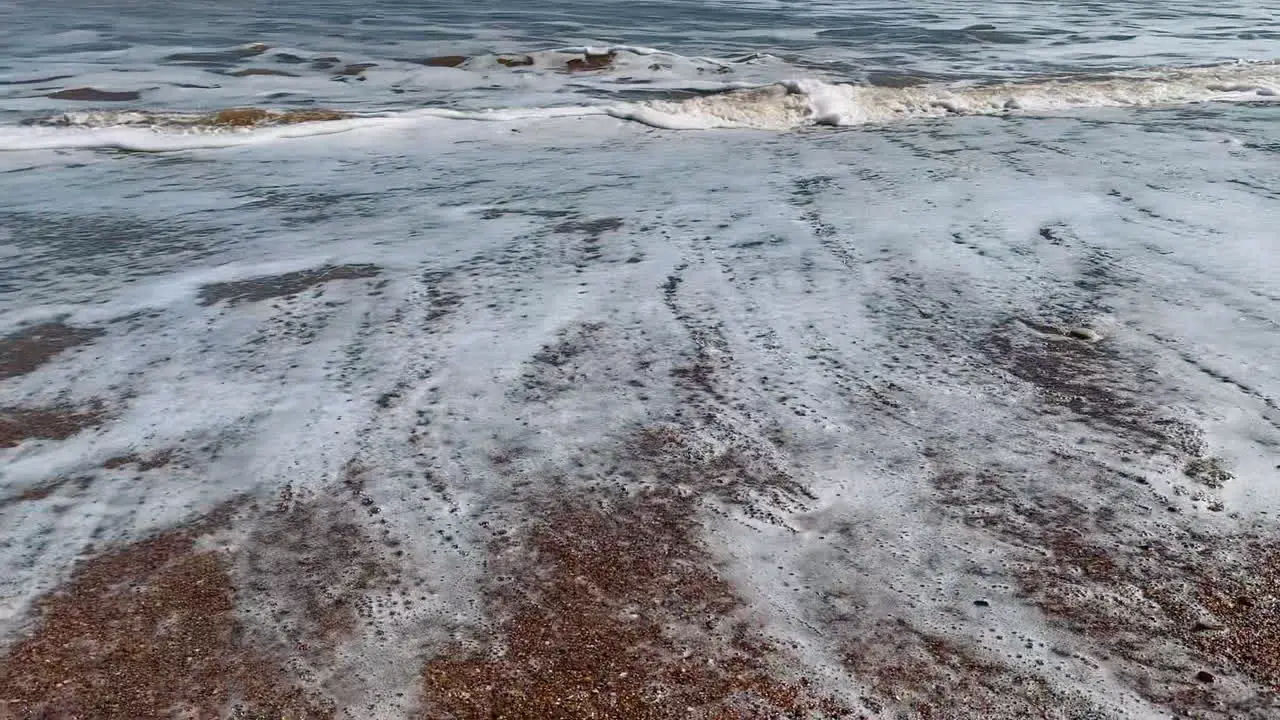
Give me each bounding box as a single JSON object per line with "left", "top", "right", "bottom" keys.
{"left": 620, "top": 60, "right": 1280, "bottom": 130}
{"left": 1, "top": 59, "right": 1276, "bottom": 150}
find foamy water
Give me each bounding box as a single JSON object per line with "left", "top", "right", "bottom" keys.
{"left": 2, "top": 1, "right": 1279, "bottom": 718}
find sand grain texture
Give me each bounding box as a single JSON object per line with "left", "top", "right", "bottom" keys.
{"left": 0, "top": 508, "right": 334, "bottom": 720}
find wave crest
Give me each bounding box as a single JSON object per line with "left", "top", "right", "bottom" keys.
{"left": 2, "top": 60, "right": 1276, "bottom": 151}
{"left": 622, "top": 60, "right": 1280, "bottom": 130}
{"left": 24, "top": 107, "right": 352, "bottom": 131}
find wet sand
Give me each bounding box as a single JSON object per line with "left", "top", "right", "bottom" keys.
{"left": 0, "top": 404, "right": 108, "bottom": 448}
{"left": 196, "top": 264, "right": 382, "bottom": 306}
{"left": 0, "top": 322, "right": 103, "bottom": 381}
{"left": 1, "top": 104, "right": 1277, "bottom": 720}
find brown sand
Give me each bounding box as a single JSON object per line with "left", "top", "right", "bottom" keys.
{"left": 102, "top": 449, "right": 176, "bottom": 471}
{"left": 933, "top": 463, "right": 1280, "bottom": 715}
{"left": 236, "top": 492, "right": 394, "bottom": 659}
{"left": 202, "top": 107, "right": 350, "bottom": 128}
{"left": 0, "top": 506, "right": 333, "bottom": 720}
{"left": 197, "top": 264, "right": 381, "bottom": 305}
{"left": 420, "top": 488, "right": 847, "bottom": 719}
{"left": 843, "top": 619, "right": 1088, "bottom": 717}
{"left": 0, "top": 404, "right": 108, "bottom": 448}
{"left": 0, "top": 322, "right": 103, "bottom": 380}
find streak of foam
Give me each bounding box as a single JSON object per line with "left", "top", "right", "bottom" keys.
{"left": 0, "top": 104, "right": 614, "bottom": 152}
{"left": 406, "top": 105, "right": 612, "bottom": 122}
{"left": 27, "top": 108, "right": 354, "bottom": 129}
{"left": 610, "top": 84, "right": 813, "bottom": 130}
{"left": 0, "top": 115, "right": 407, "bottom": 152}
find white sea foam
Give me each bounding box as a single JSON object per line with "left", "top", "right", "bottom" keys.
{"left": 2, "top": 60, "right": 1276, "bottom": 151}
{"left": 3, "top": 31, "right": 1279, "bottom": 715}
{"left": 406, "top": 105, "right": 611, "bottom": 122}
{"left": 0, "top": 1, "right": 1279, "bottom": 718}
{"left": 628, "top": 60, "right": 1280, "bottom": 129}
{"left": 0, "top": 115, "right": 407, "bottom": 151}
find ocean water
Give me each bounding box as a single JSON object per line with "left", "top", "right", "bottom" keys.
{"left": 1, "top": 1, "right": 1279, "bottom": 718}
